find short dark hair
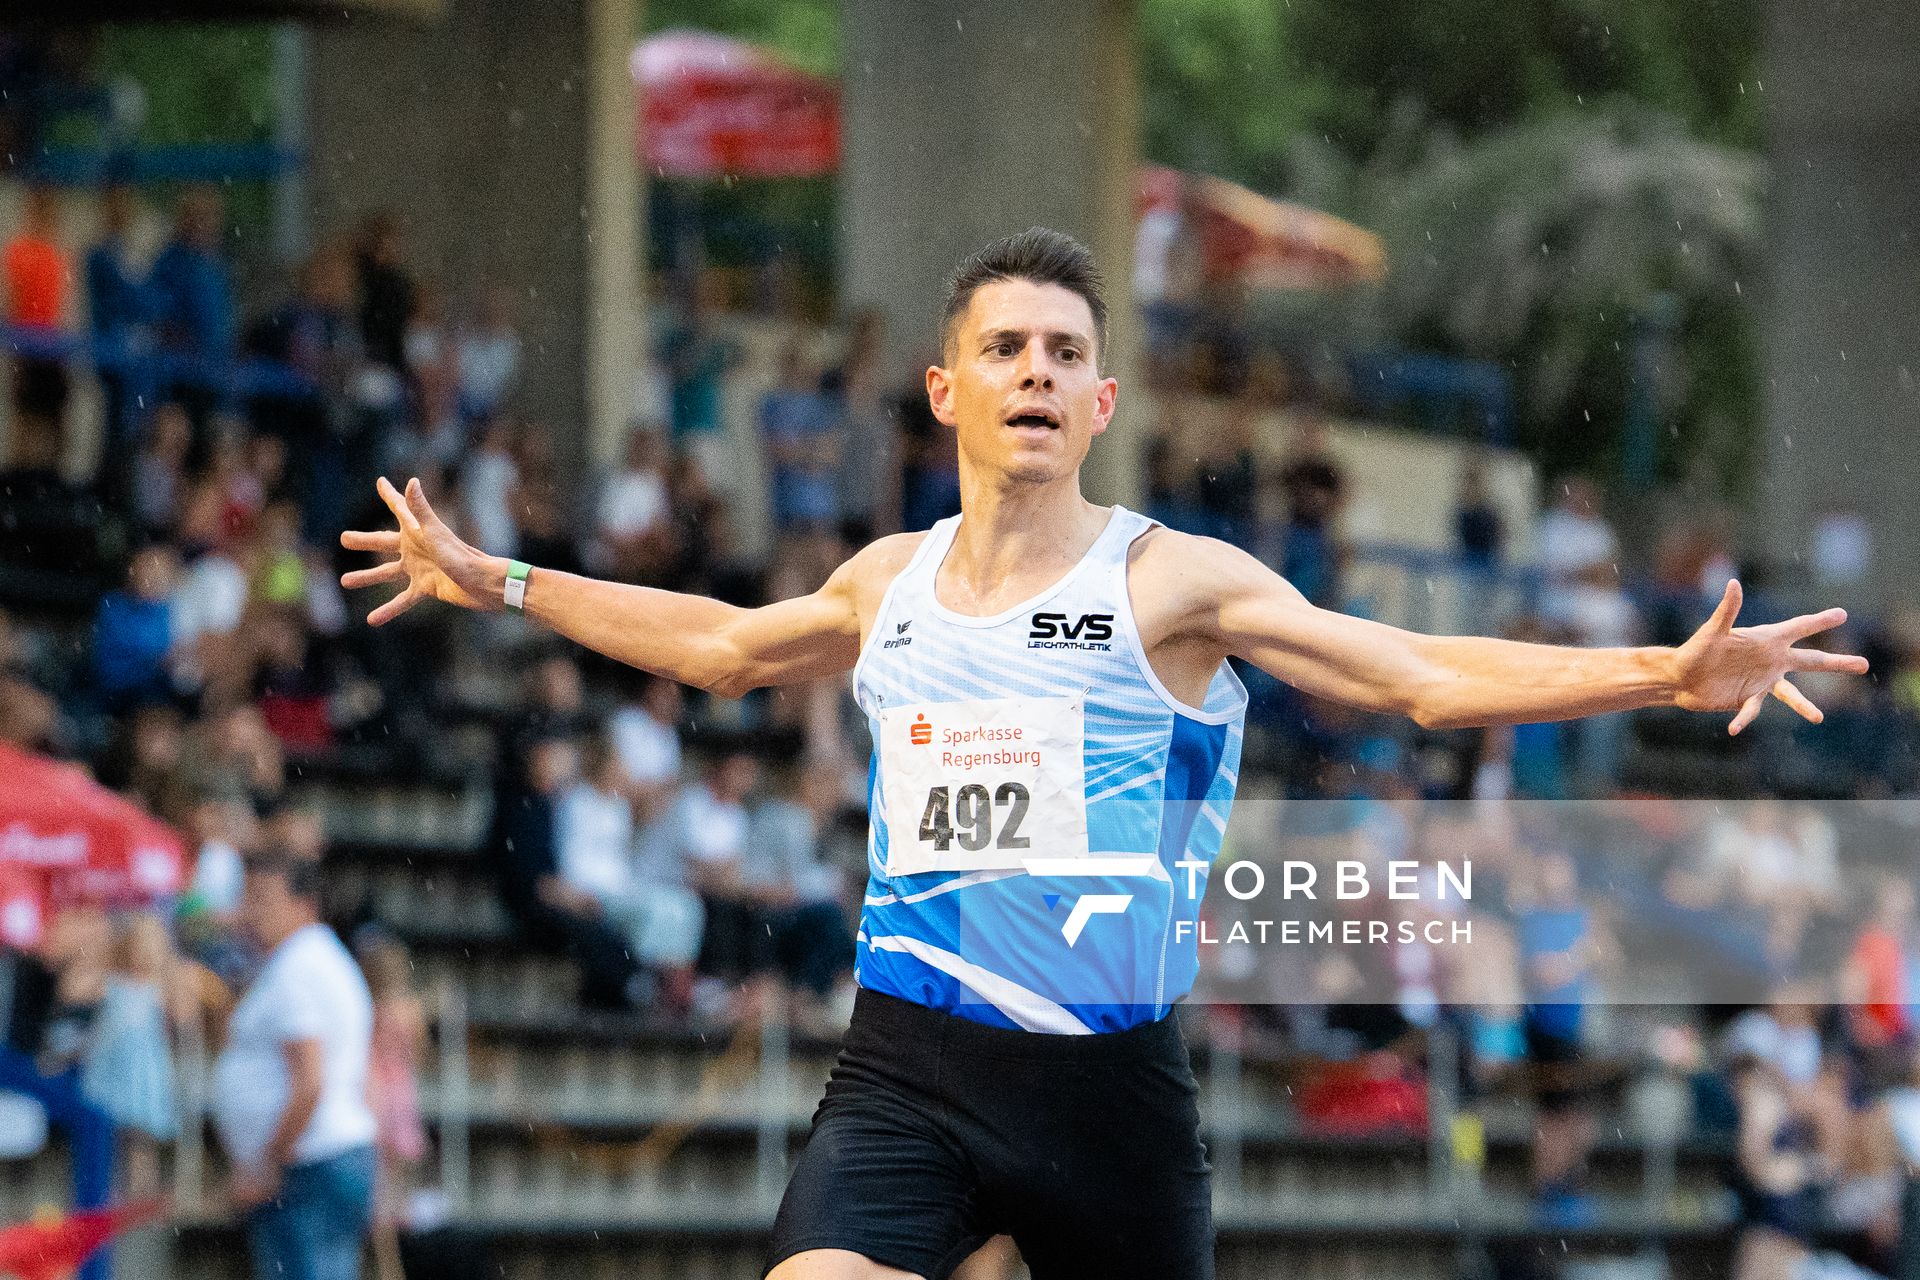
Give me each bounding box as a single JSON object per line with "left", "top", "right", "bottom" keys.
{"left": 243, "top": 848, "right": 323, "bottom": 901}
{"left": 941, "top": 227, "right": 1107, "bottom": 365}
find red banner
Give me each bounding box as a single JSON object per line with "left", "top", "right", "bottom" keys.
{"left": 634, "top": 30, "right": 840, "bottom": 180}
{"left": 0, "top": 745, "right": 186, "bottom": 944}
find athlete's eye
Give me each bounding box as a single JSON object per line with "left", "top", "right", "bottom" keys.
{"left": 1058, "top": 348, "right": 1080, "bottom": 363}
{"left": 990, "top": 342, "right": 1015, "bottom": 358}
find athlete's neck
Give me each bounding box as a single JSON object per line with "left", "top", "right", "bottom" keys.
{"left": 942, "top": 471, "right": 1110, "bottom": 614}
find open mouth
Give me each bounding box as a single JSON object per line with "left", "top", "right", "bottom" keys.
{"left": 1006, "top": 409, "right": 1061, "bottom": 430}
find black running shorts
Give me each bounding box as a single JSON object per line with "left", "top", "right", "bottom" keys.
{"left": 766, "top": 988, "right": 1214, "bottom": 1279}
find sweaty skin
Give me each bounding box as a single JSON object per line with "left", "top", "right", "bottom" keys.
{"left": 343, "top": 276, "right": 1866, "bottom": 738}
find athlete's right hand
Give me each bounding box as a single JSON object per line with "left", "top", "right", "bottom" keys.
{"left": 339, "top": 476, "right": 502, "bottom": 625}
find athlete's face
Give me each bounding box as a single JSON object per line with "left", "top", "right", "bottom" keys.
{"left": 928, "top": 279, "right": 1118, "bottom": 485}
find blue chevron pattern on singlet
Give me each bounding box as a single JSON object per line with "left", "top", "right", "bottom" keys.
{"left": 851, "top": 507, "right": 1247, "bottom": 1033}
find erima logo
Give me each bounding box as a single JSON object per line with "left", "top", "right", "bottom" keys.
{"left": 883, "top": 618, "right": 913, "bottom": 650}
{"left": 1027, "top": 612, "right": 1114, "bottom": 651}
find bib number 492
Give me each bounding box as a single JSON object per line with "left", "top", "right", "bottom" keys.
{"left": 918, "top": 782, "right": 1032, "bottom": 853}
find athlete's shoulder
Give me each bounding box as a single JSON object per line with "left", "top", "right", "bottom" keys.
{"left": 828, "top": 530, "right": 933, "bottom": 612}
{"left": 1125, "top": 523, "right": 1294, "bottom": 635}
{"left": 845, "top": 530, "right": 933, "bottom": 581}
{"left": 1125, "top": 522, "right": 1257, "bottom": 586}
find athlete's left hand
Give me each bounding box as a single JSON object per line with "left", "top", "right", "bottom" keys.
{"left": 1670, "top": 580, "right": 1870, "bottom": 734}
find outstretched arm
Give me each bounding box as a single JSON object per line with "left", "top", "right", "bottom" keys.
{"left": 339, "top": 477, "right": 871, "bottom": 697}
{"left": 1166, "top": 536, "right": 1867, "bottom": 734}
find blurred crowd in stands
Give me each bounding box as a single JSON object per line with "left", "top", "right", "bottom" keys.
{"left": 5, "top": 181, "right": 1920, "bottom": 1280}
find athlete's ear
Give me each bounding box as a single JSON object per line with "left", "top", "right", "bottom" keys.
{"left": 1090, "top": 374, "right": 1118, "bottom": 437}
{"left": 926, "top": 363, "right": 958, "bottom": 428}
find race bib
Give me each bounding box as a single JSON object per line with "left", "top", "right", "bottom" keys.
{"left": 879, "top": 695, "right": 1089, "bottom": 875}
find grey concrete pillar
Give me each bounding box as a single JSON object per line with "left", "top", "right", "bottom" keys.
{"left": 581, "top": 0, "right": 647, "bottom": 469}
{"left": 839, "top": 0, "right": 1142, "bottom": 506}
{"left": 307, "top": 0, "right": 644, "bottom": 474}
{"left": 1760, "top": 0, "right": 1920, "bottom": 607}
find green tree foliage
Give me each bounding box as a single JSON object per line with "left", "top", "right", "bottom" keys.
{"left": 1344, "top": 107, "right": 1762, "bottom": 483}
{"left": 640, "top": 0, "right": 838, "bottom": 78}
{"left": 1287, "top": 0, "right": 1761, "bottom": 155}
{"left": 1139, "top": 0, "right": 1765, "bottom": 490}
{"left": 45, "top": 27, "right": 280, "bottom": 241}
{"left": 96, "top": 25, "right": 276, "bottom": 148}
{"left": 1141, "top": 0, "right": 1761, "bottom": 186}
{"left": 1137, "top": 0, "right": 1334, "bottom": 194}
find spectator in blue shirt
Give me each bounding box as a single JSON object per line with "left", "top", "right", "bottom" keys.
{"left": 92, "top": 546, "right": 179, "bottom": 714}
{"left": 85, "top": 186, "right": 152, "bottom": 507}
{"left": 1517, "top": 848, "right": 1608, "bottom": 1226}
{"left": 1454, "top": 457, "right": 1505, "bottom": 572}
{"left": 659, "top": 278, "right": 739, "bottom": 484}
{"left": 244, "top": 243, "right": 364, "bottom": 547}
{"left": 148, "top": 187, "right": 233, "bottom": 363}
{"left": 760, "top": 342, "right": 842, "bottom": 532}
{"left": 85, "top": 186, "right": 149, "bottom": 349}
{"left": 147, "top": 187, "right": 234, "bottom": 470}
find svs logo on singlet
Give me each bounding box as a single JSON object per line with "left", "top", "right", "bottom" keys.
{"left": 1027, "top": 612, "right": 1114, "bottom": 652}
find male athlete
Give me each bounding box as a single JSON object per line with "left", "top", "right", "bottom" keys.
{"left": 342, "top": 229, "right": 1866, "bottom": 1280}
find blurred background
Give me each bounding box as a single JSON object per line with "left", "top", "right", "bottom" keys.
{"left": 1, "top": 1, "right": 1918, "bottom": 1277}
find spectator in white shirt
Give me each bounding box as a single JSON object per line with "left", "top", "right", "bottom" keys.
{"left": 743, "top": 759, "right": 855, "bottom": 1026}
{"left": 641, "top": 748, "right": 760, "bottom": 1012}
{"left": 1535, "top": 475, "right": 1638, "bottom": 783}
{"left": 592, "top": 426, "right": 673, "bottom": 582}
{"left": 558, "top": 734, "right": 705, "bottom": 1010}
{"left": 459, "top": 418, "right": 520, "bottom": 558}
{"left": 1535, "top": 475, "right": 1636, "bottom": 648}
{"left": 212, "top": 850, "right": 377, "bottom": 1280}
{"left": 609, "top": 674, "right": 683, "bottom": 823}
{"left": 556, "top": 735, "right": 638, "bottom": 907}
{"left": 456, "top": 284, "right": 521, "bottom": 423}
{"left": 169, "top": 486, "right": 249, "bottom": 692}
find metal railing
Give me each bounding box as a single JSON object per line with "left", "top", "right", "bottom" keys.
{"left": 437, "top": 979, "right": 470, "bottom": 1215}
{"left": 168, "top": 981, "right": 1703, "bottom": 1270}
{"left": 3, "top": 322, "right": 326, "bottom": 438}
{"left": 1198, "top": 1019, "right": 1689, "bottom": 1240}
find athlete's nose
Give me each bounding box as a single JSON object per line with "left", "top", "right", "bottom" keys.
{"left": 1016, "top": 340, "right": 1056, "bottom": 390}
